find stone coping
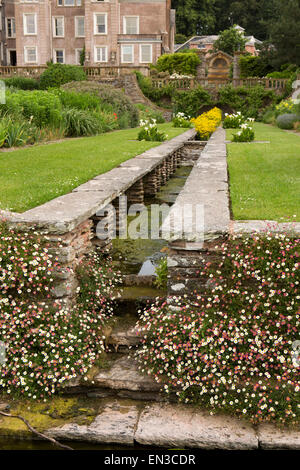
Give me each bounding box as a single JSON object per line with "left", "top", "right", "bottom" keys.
{"left": 3, "top": 129, "right": 195, "bottom": 234}
{"left": 162, "top": 127, "right": 230, "bottom": 243}
{"left": 44, "top": 401, "right": 300, "bottom": 449}
{"left": 162, "top": 127, "right": 300, "bottom": 245}
{"left": 2, "top": 397, "right": 299, "bottom": 449}
{"left": 231, "top": 220, "right": 300, "bottom": 235}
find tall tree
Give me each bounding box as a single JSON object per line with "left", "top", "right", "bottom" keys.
{"left": 268, "top": 0, "right": 300, "bottom": 66}
{"left": 171, "top": 0, "right": 217, "bottom": 36}
{"left": 213, "top": 26, "right": 246, "bottom": 55}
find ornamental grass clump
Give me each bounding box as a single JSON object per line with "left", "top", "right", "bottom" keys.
{"left": 138, "top": 118, "right": 167, "bottom": 142}
{"left": 172, "top": 112, "right": 192, "bottom": 128}
{"left": 191, "top": 107, "right": 222, "bottom": 140}
{"left": 136, "top": 232, "right": 300, "bottom": 425}
{"left": 0, "top": 223, "right": 120, "bottom": 399}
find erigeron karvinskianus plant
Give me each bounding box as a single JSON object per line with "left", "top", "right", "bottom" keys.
{"left": 135, "top": 231, "right": 300, "bottom": 425}
{"left": 138, "top": 118, "right": 167, "bottom": 142}
{"left": 0, "top": 223, "right": 120, "bottom": 399}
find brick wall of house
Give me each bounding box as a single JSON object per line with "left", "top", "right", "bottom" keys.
{"left": 0, "top": 0, "right": 175, "bottom": 66}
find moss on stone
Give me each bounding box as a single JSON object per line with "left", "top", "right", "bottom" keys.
{"left": 0, "top": 397, "right": 97, "bottom": 437}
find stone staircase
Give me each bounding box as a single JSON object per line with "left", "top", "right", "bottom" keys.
{"left": 123, "top": 74, "right": 172, "bottom": 121}
{"left": 64, "top": 317, "right": 164, "bottom": 402}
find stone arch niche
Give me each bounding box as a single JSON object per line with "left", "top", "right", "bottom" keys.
{"left": 207, "top": 51, "right": 233, "bottom": 79}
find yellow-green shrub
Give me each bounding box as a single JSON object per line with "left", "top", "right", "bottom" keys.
{"left": 191, "top": 107, "right": 222, "bottom": 140}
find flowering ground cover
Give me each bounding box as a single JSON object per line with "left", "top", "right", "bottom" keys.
{"left": 0, "top": 223, "right": 120, "bottom": 399}
{"left": 136, "top": 231, "right": 300, "bottom": 425}
{"left": 0, "top": 123, "right": 185, "bottom": 213}
{"left": 227, "top": 123, "right": 300, "bottom": 221}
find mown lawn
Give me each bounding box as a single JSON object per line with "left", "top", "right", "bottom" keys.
{"left": 226, "top": 123, "right": 300, "bottom": 221}
{"left": 0, "top": 124, "right": 186, "bottom": 213}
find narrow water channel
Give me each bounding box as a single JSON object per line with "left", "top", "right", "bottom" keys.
{"left": 111, "top": 165, "right": 192, "bottom": 320}
{"left": 112, "top": 166, "right": 192, "bottom": 277}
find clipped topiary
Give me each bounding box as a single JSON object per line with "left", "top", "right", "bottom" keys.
{"left": 39, "top": 63, "right": 86, "bottom": 89}
{"left": 276, "top": 113, "right": 299, "bottom": 129}
{"left": 156, "top": 51, "right": 200, "bottom": 76}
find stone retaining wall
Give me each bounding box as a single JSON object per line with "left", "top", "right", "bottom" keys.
{"left": 5, "top": 129, "right": 198, "bottom": 305}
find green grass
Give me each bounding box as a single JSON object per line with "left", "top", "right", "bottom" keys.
{"left": 226, "top": 123, "right": 300, "bottom": 222}
{"left": 0, "top": 124, "right": 185, "bottom": 213}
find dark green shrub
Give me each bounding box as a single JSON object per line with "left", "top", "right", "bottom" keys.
{"left": 39, "top": 63, "right": 86, "bottom": 89}
{"left": 175, "top": 33, "right": 188, "bottom": 44}
{"left": 1, "top": 90, "right": 62, "bottom": 128}
{"left": 135, "top": 71, "right": 173, "bottom": 107}
{"left": 239, "top": 55, "right": 272, "bottom": 78}
{"left": 156, "top": 52, "right": 200, "bottom": 76}
{"left": 4, "top": 77, "right": 39, "bottom": 90}
{"left": 63, "top": 81, "right": 139, "bottom": 128}
{"left": 261, "top": 106, "right": 276, "bottom": 124}
{"left": 173, "top": 86, "right": 212, "bottom": 117}
{"left": 218, "top": 85, "right": 277, "bottom": 119}
{"left": 276, "top": 113, "right": 299, "bottom": 129}
{"left": 62, "top": 108, "right": 101, "bottom": 136}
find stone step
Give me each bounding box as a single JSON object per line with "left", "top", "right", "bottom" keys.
{"left": 64, "top": 356, "right": 163, "bottom": 402}
{"left": 107, "top": 322, "right": 144, "bottom": 352}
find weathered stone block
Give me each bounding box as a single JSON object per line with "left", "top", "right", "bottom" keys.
{"left": 135, "top": 403, "right": 258, "bottom": 449}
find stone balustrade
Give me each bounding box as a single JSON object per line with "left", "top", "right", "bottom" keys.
{"left": 151, "top": 76, "right": 288, "bottom": 92}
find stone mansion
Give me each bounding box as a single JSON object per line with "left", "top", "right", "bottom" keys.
{"left": 0, "top": 0, "right": 175, "bottom": 66}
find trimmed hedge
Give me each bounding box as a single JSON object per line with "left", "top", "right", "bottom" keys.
{"left": 155, "top": 52, "right": 200, "bottom": 76}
